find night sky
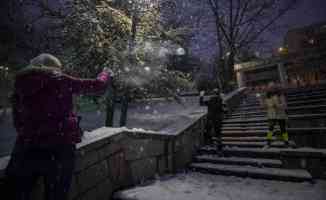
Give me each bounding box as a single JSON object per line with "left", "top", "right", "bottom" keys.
{"left": 264, "top": 0, "right": 326, "bottom": 50}
{"left": 191, "top": 0, "right": 326, "bottom": 62}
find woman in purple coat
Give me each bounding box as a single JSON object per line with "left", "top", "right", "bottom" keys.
{"left": 6, "top": 53, "right": 111, "bottom": 200}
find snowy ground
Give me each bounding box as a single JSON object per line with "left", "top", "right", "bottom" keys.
{"left": 114, "top": 172, "right": 326, "bottom": 200}
{"left": 0, "top": 96, "right": 205, "bottom": 157}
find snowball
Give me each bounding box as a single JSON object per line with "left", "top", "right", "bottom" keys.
{"left": 176, "top": 47, "right": 185, "bottom": 55}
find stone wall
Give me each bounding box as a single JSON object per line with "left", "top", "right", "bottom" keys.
{"left": 0, "top": 115, "right": 206, "bottom": 200}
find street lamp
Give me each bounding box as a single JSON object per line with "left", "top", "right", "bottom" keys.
{"left": 278, "top": 47, "right": 288, "bottom": 55}
{"left": 278, "top": 47, "right": 284, "bottom": 53}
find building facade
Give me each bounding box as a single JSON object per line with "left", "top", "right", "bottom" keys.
{"left": 235, "top": 22, "right": 326, "bottom": 88}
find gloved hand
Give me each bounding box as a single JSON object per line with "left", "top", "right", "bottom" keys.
{"left": 102, "top": 67, "right": 114, "bottom": 78}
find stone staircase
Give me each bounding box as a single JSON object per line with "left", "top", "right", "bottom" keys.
{"left": 190, "top": 86, "right": 326, "bottom": 182}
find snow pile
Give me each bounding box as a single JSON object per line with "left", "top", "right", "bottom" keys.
{"left": 114, "top": 172, "right": 326, "bottom": 200}
{"left": 78, "top": 126, "right": 171, "bottom": 148}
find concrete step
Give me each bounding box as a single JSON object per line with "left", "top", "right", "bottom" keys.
{"left": 288, "top": 127, "right": 326, "bottom": 134}
{"left": 241, "top": 98, "right": 326, "bottom": 107}
{"left": 223, "top": 117, "right": 267, "bottom": 124}
{"left": 288, "top": 104, "right": 326, "bottom": 114}
{"left": 199, "top": 146, "right": 282, "bottom": 159}
{"left": 287, "top": 93, "right": 326, "bottom": 101}
{"left": 221, "top": 126, "right": 269, "bottom": 131}
{"left": 190, "top": 163, "right": 312, "bottom": 182}
{"left": 235, "top": 106, "right": 264, "bottom": 111}
{"left": 222, "top": 136, "right": 274, "bottom": 142}
{"left": 227, "top": 115, "right": 266, "bottom": 119}
{"left": 289, "top": 98, "right": 326, "bottom": 106}
{"left": 222, "top": 132, "right": 266, "bottom": 137}
{"left": 226, "top": 113, "right": 326, "bottom": 121}
{"left": 194, "top": 155, "right": 283, "bottom": 168}
{"left": 222, "top": 122, "right": 268, "bottom": 127}
{"left": 222, "top": 130, "right": 267, "bottom": 135}
{"left": 287, "top": 89, "right": 326, "bottom": 96}
{"left": 235, "top": 104, "right": 326, "bottom": 113}
{"left": 229, "top": 110, "right": 266, "bottom": 114}
{"left": 222, "top": 141, "right": 287, "bottom": 148}
{"left": 231, "top": 105, "right": 326, "bottom": 117}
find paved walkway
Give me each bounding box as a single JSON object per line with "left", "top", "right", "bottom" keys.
{"left": 114, "top": 172, "right": 326, "bottom": 200}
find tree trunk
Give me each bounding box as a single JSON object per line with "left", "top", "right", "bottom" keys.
{"left": 119, "top": 95, "right": 129, "bottom": 127}
{"left": 226, "top": 50, "right": 236, "bottom": 91}
{"left": 105, "top": 84, "right": 116, "bottom": 127}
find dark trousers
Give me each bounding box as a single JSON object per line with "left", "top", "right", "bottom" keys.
{"left": 5, "top": 142, "right": 76, "bottom": 200}
{"left": 205, "top": 117, "right": 222, "bottom": 150}
{"left": 268, "top": 119, "right": 286, "bottom": 133}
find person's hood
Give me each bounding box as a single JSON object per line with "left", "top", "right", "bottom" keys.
{"left": 14, "top": 66, "right": 61, "bottom": 98}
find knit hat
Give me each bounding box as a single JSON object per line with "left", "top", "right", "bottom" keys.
{"left": 30, "top": 53, "right": 62, "bottom": 68}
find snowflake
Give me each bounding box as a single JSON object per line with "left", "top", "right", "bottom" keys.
{"left": 144, "top": 66, "right": 151, "bottom": 72}
{"left": 124, "top": 67, "right": 130, "bottom": 72}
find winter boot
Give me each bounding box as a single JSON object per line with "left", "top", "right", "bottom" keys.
{"left": 282, "top": 132, "right": 289, "bottom": 147}
{"left": 265, "top": 131, "right": 273, "bottom": 148}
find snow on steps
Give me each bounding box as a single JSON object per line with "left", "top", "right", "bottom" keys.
{"left": 228, "top": 115, "right": 266, "bottom": 119}
{"left": 199, "top": 146, "right": 326, "bottom": 159}
{"left": 229, "top": 111, "right": 267, "bottom": 116}
{"left": 223, "top": 117, "right": 267, "bottom": 123}
{"left": 222, "top": 136, "right": 275, "bottom": 142}
{"left": 222, "top": 141, "right": 287, "bottom": 148}
{"left": 199, "top": 146, "right": 282, "bottom": 159}
{"left": 194, "top": 155, "right": 282, "bottom": 168}
{"left": 222, "top": 122, "right": 268, "bottom": 127}
{"left": 190, "top": 163, "right": 312, "bottom": 182}
{"left": 221, "top": 130, "right": 267, "bottom": 137}
{"left": 240, "top": 98, "right": 326, "bottom": 107}
{"left": 287, "top": 93, "right": 326, "bottom": 101}
{"left": 221, "top": 126, "right": 269, "bottom": 131}
{"left": 222, "top": 130, "right": 267, "bottom": 134}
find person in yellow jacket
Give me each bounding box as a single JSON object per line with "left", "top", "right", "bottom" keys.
{"left": 262, "top": 88, "right": 289, "bottom": 147}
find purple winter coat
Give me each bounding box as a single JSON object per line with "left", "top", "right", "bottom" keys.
{"left": 12, "top": 66, "right": 110, "bottom": 145}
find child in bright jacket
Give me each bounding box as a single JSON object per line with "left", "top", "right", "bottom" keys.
{"left": 262, "top": 88, "right": 289, "bottom": 147}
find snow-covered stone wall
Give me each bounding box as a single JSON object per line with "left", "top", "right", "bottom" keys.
{"left": 0, "top": 115, "right": 206, "bottom": 200}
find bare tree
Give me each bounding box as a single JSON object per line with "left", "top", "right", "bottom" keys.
{"left": 207, "top": 0, "right": 300, "bottom": 90}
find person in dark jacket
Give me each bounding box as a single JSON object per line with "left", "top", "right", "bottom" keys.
{"left": 199, "top": 88, "right": 227, "bottom": 150}
{"left": 5, "top": 53, "right": 111, "bottom": 200}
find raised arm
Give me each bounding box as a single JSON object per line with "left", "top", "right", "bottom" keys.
{"left": 58, "top": 70, "right": 110, "bottom": 95}
{"left": 199, "top": 91, "right": 208, "bottom": 106}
